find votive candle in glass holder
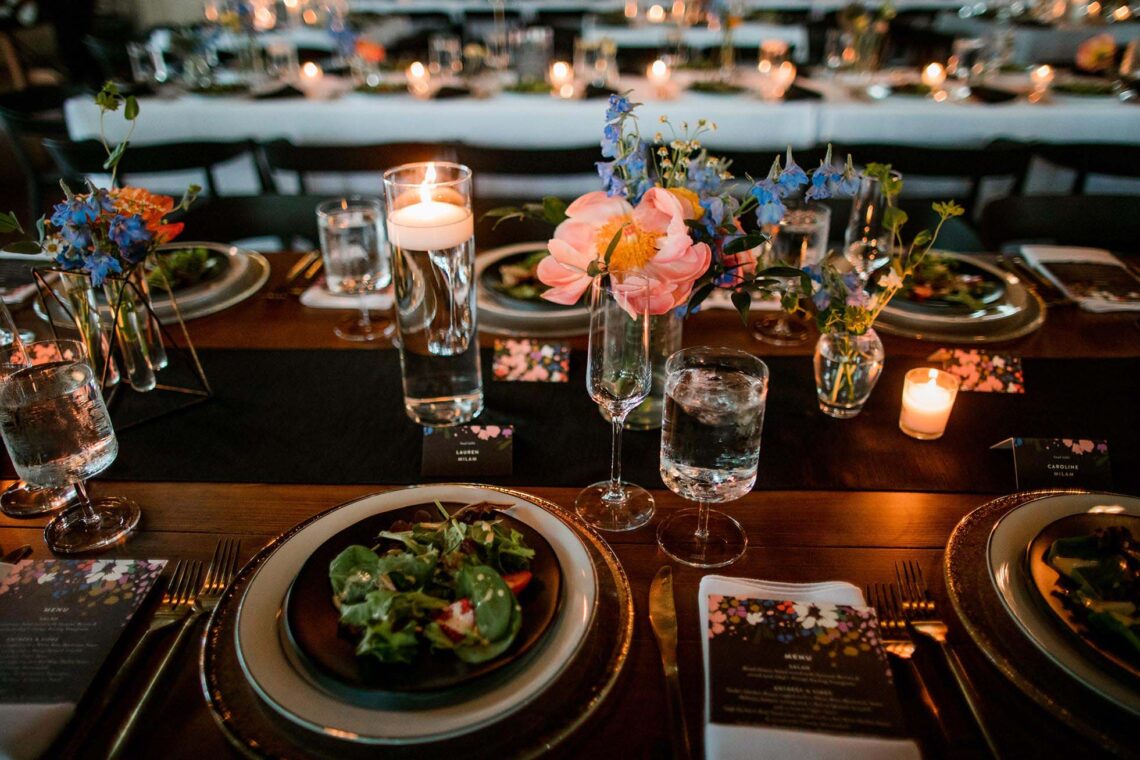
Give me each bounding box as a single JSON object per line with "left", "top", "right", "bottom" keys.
{"left": 406, "top": 60, "right": 432, "bottom": 98}
{"left": 647, "top": 58, "right": 671, "bottom": 97}
{"left": 1028, "top": 64, "right": 1053, "bottom": 103}
{"left": 899, "top": 368, "right": 960, "bottom": 440}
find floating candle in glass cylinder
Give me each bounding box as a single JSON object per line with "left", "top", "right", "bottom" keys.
{"left": 899, "top": 368, "right": 960, "bottom": 440}
{"left": 386, "top": 164, "right": 474, "bottom": 251}
{"left": 1029, "top": 64, "right": 1054, "bottom": 103}
{"left": 921, "top": 62, "right": 946, "bottom": 90}
{"left": 647, "top": 4, "right": 667, "bottom": 22}
{"left": 549, "top": 60, "right": 573, "bottom": 90}
{"left": 647, "top": 58, "right": 671, "bottom": 97}
{"left": 406, "top": 60, "right": 431, "bottom": 98}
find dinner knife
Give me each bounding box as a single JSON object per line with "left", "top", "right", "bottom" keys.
{"left": 648, "top": 566, "right": 692, "bottom": 760}
{"left": 0, "top": 544, "right": 31, "bottom": 563}
{"left": 265, "top": 250, "right": 318, "bottom": 299}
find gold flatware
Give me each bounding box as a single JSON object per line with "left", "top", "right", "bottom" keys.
{"left": 108, "top": 540, "right": 240, "bottom": 759}
{"left": 896, "top": 561, "right": 1002, "bottom": 759}
{"left": 288, "top": 255, "right": 324, "bottom": 296}
{"left": 264, "top": 250, "right": 318, "bottom": 300}
{"left": 868, "top": 583, "right": 951, "bottom": 744}
{"left": 648, "top": 566, "right": 692, "bottom": 760}
{"left": 0, "top": 544, "right": 31, "bottom": 563}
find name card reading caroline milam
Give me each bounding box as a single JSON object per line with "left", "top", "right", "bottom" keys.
{"left": 992, "top": 437, "right": 1112, "bottom": 491}
{"left": 422, "top": 425, "right": 514, "bottom": 478}
{"left": 706, "top": 596, "right": 908, "bottom": 739}
{"left": 0, "top": 559, "right": 165, "bottom": 704}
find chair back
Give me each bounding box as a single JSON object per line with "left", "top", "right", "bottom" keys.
{"left": 259, "top": 140, "right": 455, "bottom": 194}
{"left": 980, "top": 194, "right": 1140, "bottom": 254}
{"left": 175, "top": 195, "right": 326, "bottom": 251}
{"left": 1033, "top": 143, "right": 1140, "bottom": 194}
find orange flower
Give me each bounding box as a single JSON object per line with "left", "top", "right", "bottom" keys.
{"left": 111, "top": 187, "right": 183, "bottom": 244}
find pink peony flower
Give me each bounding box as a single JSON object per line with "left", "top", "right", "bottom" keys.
{"left": 537, "top": 189, "right": 712, "bottom": 315}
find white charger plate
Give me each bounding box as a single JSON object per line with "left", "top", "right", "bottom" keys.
{"left": 987, "top": 492, "right": 1140, "bottom": 716}
{"left": 233, "top": 484, "right": 597, "bottom": 744}
{"left": 475, "top": 243, "right": 590, "bottom": 337}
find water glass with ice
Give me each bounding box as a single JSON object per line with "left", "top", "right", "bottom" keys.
{"left": 317, "top": 196, "right": 394, "bottom": 342}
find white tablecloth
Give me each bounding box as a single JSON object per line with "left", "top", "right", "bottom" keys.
{"left": 585, "top": 22, "right": 812, "bottom": 62}
{"left": 933, "top": 15, "right": 1140, "bottom": 66}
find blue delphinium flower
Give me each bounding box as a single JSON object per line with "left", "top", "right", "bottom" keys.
{"left": 604, "top": 94, "right": 633, "bottom": 122}
{"left": 601, "top": 122, "right": 622, "bottom": 159}
{"left": 108, "top": 213, "right": 153, "bottom": 264}
{"left": 81, "top": 249, "right": 122, "bottom": 286}
{"left": 596, "top": 160, "right": 626, "bottom": 197}
{"left": 751, "top": 178, "right": 786, "bottom": 225}
{"left": 805, "top": 162, "right": 840, "bottom": 201}
{"left": 50, "top": 195, "right": 100, "bottom": 228}
{"left": 775, "top": 149, "right": 808, "bottom": 196}
{"left": 687, "top": 155, "right": 724, "bottom": 196}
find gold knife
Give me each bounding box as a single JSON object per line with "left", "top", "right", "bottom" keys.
{"left": 649, "top": 566, "right": 692, "bottom": 760}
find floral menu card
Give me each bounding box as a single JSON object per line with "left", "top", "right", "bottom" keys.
{"left": 928, "top": 348, "right": 1024, "bottom": 393}
{"left": 0, "top": 559, "right": 165, "bottom": 704}
{"left": 492, "top": 339, "right": 571, "bottom": 382}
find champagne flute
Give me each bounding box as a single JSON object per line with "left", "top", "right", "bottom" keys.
{"left": 575, "top": 271, "right": 655, "bottom": 532}
{"left": 0, "top": 358, "right": 139, "bottom": 553}
{"left": 752, "top": 201, "right": 830, "bottom": 345}
{"left": 316, "top": 197, "right": 394, "bottom": 342}
{"left": 658, "top": 347, "right": 768, "bottom": 567}
{"left": 0, "top": 339, "right": 84, "bottom": 517}
{"left": 843, "top": 172, "right": 893, "bottom": 285}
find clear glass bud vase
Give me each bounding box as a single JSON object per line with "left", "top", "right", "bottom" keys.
{"left": 58, "top": 271, "right": 120, "bottom": 388}
{"left": 813, "top": 328, "right": 884, "bottom": 418}
{"left": 103, "top": 268, "right": 168, "bottom": 392}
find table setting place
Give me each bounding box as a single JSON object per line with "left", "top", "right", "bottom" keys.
{"left": 0, "top": 81, "right": 1137, "bottom": 760}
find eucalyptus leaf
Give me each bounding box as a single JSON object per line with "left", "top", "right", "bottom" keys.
{"left": 731, "top": 289, "right": 751, "bottom": 325}
{"left": 124, "top": 95, "right": 139, "bottom": 121}
{"left": 723, "top": 232, "right": 766, "bottom": 255}
{"left": 3, "top": 241, "right": 44, "bottom": 255}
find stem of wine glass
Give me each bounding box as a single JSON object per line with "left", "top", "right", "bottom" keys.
{"left": 603, "top": 414, "right": 626, "bottom": 503}
{"left": 358, "top": 294, "right": 372, "bottom": 331}
{"left": 73, "top": 480, "right": 101, "bottom": 529}
{"left": 694, "top": 500, "right": 711, "bottom": 541}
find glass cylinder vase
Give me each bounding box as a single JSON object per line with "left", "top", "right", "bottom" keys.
{"left": 604, "top": 308, "right": 683, "bottom": 431}
{"left": 103, "top": 268, "right": 168, "bottom": 393}
{"left": 383, "top": 161, "right": 483, "bottom": 427}
{"left": 813, "top": 328, "right": 884, "bottom": 419}
{"left": 58, "top": 271, "right": 120, "bottom": 389}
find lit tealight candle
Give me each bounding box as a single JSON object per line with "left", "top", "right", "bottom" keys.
{"left": 406, "top": 60, "right": 431, "bottom": 97}
{"left": 757, "top": 60, "right": 796, "bottom": 100}
{"left": 647, "top": 58, "right": 671, "bottom": 97}
{"left": 549, "top": 60, "right": 573, "bottom": 89}
{"left": 899, "top": 368, "right": 960, "bottom": 440}
{"left": 624, "top": 0, "right": 638, "bottom": 18}
{"left": 386, "top": 164, "right": 475, "bottom": 251}
{"left": 647, "top": 3, "right": 667, "bottom": 23}
{"left": 921, "top": 62, "right": 946, "bottom": 90}
{"left": 1029, "top": 64, "right": 1054, "bottom": 103}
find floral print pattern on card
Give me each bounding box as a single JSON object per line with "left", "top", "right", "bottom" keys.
{"left": 928, "top": 348, "right": 1025, "bottom": 393}
{"left": 492, "top": 339, "right": 571, "bottom": 382}
{"left": 0, "top": 559, "right": 165, "bottom": 617}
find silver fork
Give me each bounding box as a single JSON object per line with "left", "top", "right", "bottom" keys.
{"left": 108, "top": 539, "right": 241, "bottom": 759}
{"left": 896, "top": 561, "right": 1002, "bottom": 759}
{"left": 867, "top": 583, "right": 951, "bottom": 743}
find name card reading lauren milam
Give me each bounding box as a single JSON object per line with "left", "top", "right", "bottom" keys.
{"left": 422, "top": 424, "right": 514, "bottom": 478}
{"left": 706, "top": 595, "right": 908, "bottom": 739}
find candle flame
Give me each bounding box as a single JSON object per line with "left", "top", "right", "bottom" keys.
{"left": 927, "top": 368, "right": 938, "bottom": 382}
{"left": 420, "top": 163, "right": 437, "bottom": 204}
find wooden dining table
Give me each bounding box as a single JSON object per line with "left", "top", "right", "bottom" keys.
{"left": 2, "top": 252, "right": 1137, "bottom": 759}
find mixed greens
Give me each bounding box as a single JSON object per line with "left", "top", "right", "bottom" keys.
{"left": 490, "top": 250, "right": 551, "bottom": 301}
{"left": 146, "top": 246, "right": 222, "bottom": 291}
{"left": 687, "top": 80, "right": 748, "bottom": 95}
{"left": 328, "top": 501, "right": 535, "bottom": 666}
{"left": 900, "top": 253, "right": 999, "bottom": 310}
{"left": 1046, "top": 525, "right": 1140, "bottom": 668}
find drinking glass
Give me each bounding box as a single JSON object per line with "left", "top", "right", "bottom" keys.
{"left": 753, "top": 201, "right": 830, "bottom": 345}
{"left": 429, "top": 34, "right": 463, "bottom": 80}
{"left": 574, "top": 37, "right": 618, "bottom": 88}
{"left": 0, "top": 358, "right": 139, "bottom": 554}
{"left": 513, "top": 26, "right": 554, "bottom": 83}
{"left": 316, "top": 197, "right": 394, "bottom": 342}
{"left": 575, "top": 271, "right": 654, "bottom": 532}
{"left": 843, "top": 172, "right": 894, "bottom": 284}
{"left": 948, "top": 37, "right": 986, "bottom": 85}
{"left": 658, "top": 347, "right": 768, "bottom": 567}
{"left": 127, "top": 42, "right": 156, "bottom": 85}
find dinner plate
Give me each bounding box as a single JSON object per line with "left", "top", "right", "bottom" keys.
{"left": 945, "top": 490, "right": 1139, "bottom": 753}
{"left": 202, "top": 484, "right": 633, "bottom": 759}
{"left": 232, "top": 485, "right": 597, "bottom": 744}
{"left": 282, "top": 501, "right": 563, "bottom": 695}
{"left": 475, "top": 243, "right": 589, "bottom": 338}
{"left": 35, "top": 242, "right": 269, "bottom": 323}
{"left": 1025, "top": 512, "right": 1140, "bottom": 682}
{"left": 877, "top": 255, "right": 1046, "bottom": 343}
{"left": 892, "top": 254, "right": 1007, "bottom": 316}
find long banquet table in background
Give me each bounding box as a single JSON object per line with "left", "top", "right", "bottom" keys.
{"left": 2, "top": 251, "right": 1138, "bottom": 758}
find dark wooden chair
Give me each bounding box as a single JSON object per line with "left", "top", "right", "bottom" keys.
{"left": 0, "top": 86, "right": 81, "bottom": 218}
{"left": 979, "top": 195, "right": 1140, "bottom": 254}
{"left": 174, "top": 195, "right": 326, "bottom": 252}
{"left": 1032, "top": 143, "right": 1140, "bottom": 194}
{"left": 258, "top": 140, "right": 455, "bottom": 194}
{"left": 42, "top": 138, "right": 269, "bottom": 197}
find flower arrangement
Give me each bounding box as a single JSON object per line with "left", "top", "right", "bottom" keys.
{"left": 0, "top": 83, "right": 198, "bottom": 285}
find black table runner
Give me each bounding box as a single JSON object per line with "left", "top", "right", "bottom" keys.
{"left": 80, "top": 349, "right": 1139, "bottom": 496}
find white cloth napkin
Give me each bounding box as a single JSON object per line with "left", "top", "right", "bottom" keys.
{"left": 299, "top": 281, "right": 394, "bottom": 310}
{"left": 699, "top": 575, "right": 920, "bottom": 760}
{"left": 0, "top": 563, "right": 74, "bottom": 760}
{"left": 1020, "top": 245, "right": 1140, "bottom": 313}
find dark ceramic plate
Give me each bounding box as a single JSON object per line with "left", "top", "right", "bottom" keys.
{"left": 149, "top": 247, "right": 230, "bottom": 292}
{"left": 479, "top": 250, "right": 576, "bottom": 313}
{"left": 283, "top": 502, "right": 562, "bottom": 693}
{"left": 1025, "top": 513, "right": 1140, "bottom": 682}
{"left": 893, "top": 257, "right": 1006, "bottom": 315}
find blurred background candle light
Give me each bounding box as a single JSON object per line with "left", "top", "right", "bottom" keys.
{"left": 757, "top": 60, "right": 796, "bottom": 101}
{"left": 899, "top": 368, "right": 960, "bottom": 440}
{"left": 647, "top": 58, "right": 671, "bottom": 97}
{"left": 300, "top": 61, "right": 322, "bottom": 84}
{"left": 549, "top": 60, "right": 573, "bottom": 89}
{"left": 921, "top": 62, "right": 946, "bottom": 89}
{"left": 647, "top": 4, "right": 667, "bottom": 23}
{"left": 406, "top": 60, "right": 431, "bottom": 97}
{"left": 1029, "top": 64, "right": 1054, "bottom": 102}
{"left": 624, "top": 0, "right": 638, "bottom": 19}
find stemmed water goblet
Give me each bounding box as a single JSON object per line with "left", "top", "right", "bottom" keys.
{"left": 752, "top": 201, "right": 831, "bottom": 346}
{"left": 657, "top": 347, "right": 769, "bottom": 567}
{"left": 574, "top": 271, "right": 655, "bottom": 532}
{"left": 0, "top": 355, "right": 139, "bottom": 553}
{"left": 316, "top": 197, "right": 395, "bottom": 342}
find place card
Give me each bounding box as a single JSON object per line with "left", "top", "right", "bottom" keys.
{"left": 927, "top": 348, "right": 1024, "bottom": 393}
{"left": 0, "top": 559, "right": 165, "bottom": 704}
{"left": 422, "top": 425, "right": 513, "bottom": 478}
{"left": 706, "top": 595, "right": 908, "bottom": 739}
{"left": 992, "top": 437, "right": 1112, "bottom": 491}
{"left": 492, "top": 339, "right": 571, "bottom": 382}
